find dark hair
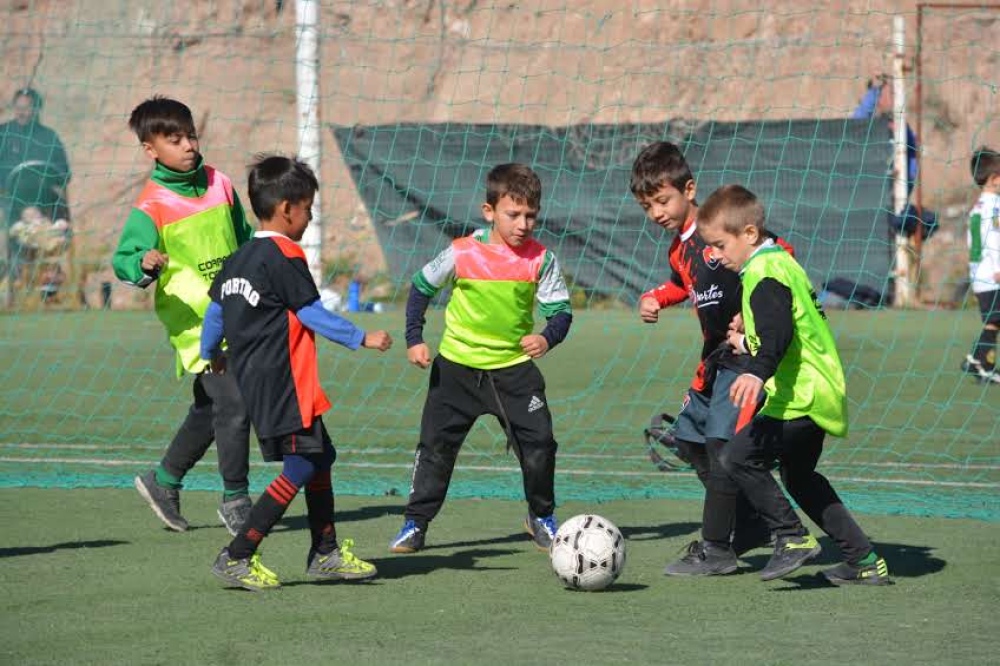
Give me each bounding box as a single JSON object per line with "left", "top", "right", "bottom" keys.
{"left": 247, "top": 154, "right": 319, "bottom": 221}
{"left": 970, "top": 146, "right": 1000, "bottom": 188}
{"left": 485, "top": 163, "right": 542, "bottom": 209}
{"left": 128, "top": 95, "right": 196, "bottom": 143}
{"left": 629, "top": 141, "right": 694, "bottom": 197}
{"left": 699, "top": 184, "right": 766, "bottom": 234}
{"left": 12, "top": 87, "right": 43, "bottom": 111}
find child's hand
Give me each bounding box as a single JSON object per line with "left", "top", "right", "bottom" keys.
{"left": 727, "top": 313, "right": 747, "bottom": 354}
{"left": 141, "top": 249, "right": 168, "bottom": 273}
{"left": 407, "top": 342, "right": 431, "bottom": 368}
{"left": 520, "top": 334, "right": 550, "bottom": 359}
{"left": 730, "top": 373, "right": 763, "bottom": 408}
{"left": 363, "top": 330, "right": 392, "bottom": 352}
{"left": 639, "top": 296, "right": 660, "bottom": 323}
{"left": 209, "top": 353, "right": 227, "bottom": 375}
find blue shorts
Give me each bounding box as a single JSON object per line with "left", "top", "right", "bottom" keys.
{"left": 671, "top": 367, "right": 743, "bottom": 445}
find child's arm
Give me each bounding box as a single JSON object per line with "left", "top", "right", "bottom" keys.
{"left": 295, "top": 300, "right": 365, "bottom": 349}
{"left": 111, "top": 209, "right": 165, "bottom": 288}
{"left": 522, "top": 253, "right": 573, "bottom": 359}
{"left": 405, "top": 245, "right": 456, "bottom": 368}
{"left": 730, "top": 278, "right": 794, "bottom": 408}
{"left": 200, "top": 300, "right": 226, "bottom": 373}
{"left": 852, "top": 83, "right": 881, "bottom": 119}
{"left": 639, "top": 273, "right": 687, "bottom": 323}
{"left": 231, "top": 192, "right": 254, "bottom": 246}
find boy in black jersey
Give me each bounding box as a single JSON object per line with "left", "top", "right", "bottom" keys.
{"left": 202, "top": 155, "right": 392, "bottom": 591}
{"left": 632, "top": 142, "right": 793, "bottom": 576}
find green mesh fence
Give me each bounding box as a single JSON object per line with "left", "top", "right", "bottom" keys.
{"left": 0, "top": 1, "right": 997, "bottom": 521}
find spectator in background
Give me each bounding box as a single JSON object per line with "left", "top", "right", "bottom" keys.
{"left": 0, "top": 87, "right": 71, "bottom": 222}
{"left": 0, "top": 87, "right": 72, "bottom": 298}
{"left": 853, "top": 74, "right": 937, "bottom": 240}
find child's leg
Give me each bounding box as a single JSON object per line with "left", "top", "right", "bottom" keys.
{"left": 156, "top": 373, "right": 216, "bottom": 486}
{"left": 671, "top": 388, "right": 711, "bottom": 488}
{"left": 717, "top": 416, "right": 805, "bottom": 538}
{"left": 778, "top": 417, "right": 874, "bottom": 565}
{"left": 201, "top": 371, "right": 252, "bottom": 499}
{"left": 404, "top": 356, "right": 483, "bottom": 527}
{"left": 971, "top": 290, "right": 1000, "bottom": 372}
{"left": 302, "top": 421, "right": 338, "bottom": 554}
{"left": 491, "top": 361, "right": 557, "bottom": 519}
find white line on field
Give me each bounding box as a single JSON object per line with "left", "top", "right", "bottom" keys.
{"left": 1, "top": 455, "right": 997, "bottom": 490}
{"left": 1, "top": 442, "right": 997, "bottom": 471}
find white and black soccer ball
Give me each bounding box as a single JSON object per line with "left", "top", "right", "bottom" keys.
{"left": 549, "top": 513, "right": 626, "bottom": 591}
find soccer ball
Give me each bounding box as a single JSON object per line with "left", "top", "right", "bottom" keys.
{"left": 549, "top": 514, "right": 626, "bottom": 591}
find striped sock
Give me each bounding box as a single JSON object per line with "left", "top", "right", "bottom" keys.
{"left": 305, "top": 470, "right": 337, "bottom": 554}
{"left": 227, "top": 474, "right": 300, "bottom": 559}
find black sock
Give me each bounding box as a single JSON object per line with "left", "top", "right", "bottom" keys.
{"left": 974, "top": 327, "right": 998, "bottom": 370}
{"left": 228, "top": 474, "right": 300, "bottom": 559}
{"left": 305, "top": 469, "right": 337, "bottom": 554}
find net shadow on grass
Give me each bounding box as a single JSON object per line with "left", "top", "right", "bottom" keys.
{"left": 0, "top": 539, "right": 129, "bottom": 558}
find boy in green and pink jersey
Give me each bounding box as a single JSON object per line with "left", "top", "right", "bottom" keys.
{"left": 112, "top": 96, "right": 253, "bottom": 536}
{"left": 390, "top": 163, "right": 573, "bottom": 554}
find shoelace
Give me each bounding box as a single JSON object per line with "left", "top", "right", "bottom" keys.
{"left": 338, "top": 538, "right": 364, "bottom": 566}
{"left": 249, "top": 553, "right": 279, "bottom": 583}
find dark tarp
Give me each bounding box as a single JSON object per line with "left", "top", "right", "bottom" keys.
{"left": 332, "top": 119, "right": 893, "bottom": 303}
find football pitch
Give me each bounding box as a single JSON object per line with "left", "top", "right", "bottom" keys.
{"left": 0, "top": 308, "right": 998, "bottom": 664}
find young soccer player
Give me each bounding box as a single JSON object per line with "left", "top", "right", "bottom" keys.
{"left": 698, "top": 184, "right": 891, "bottom": 585}
{"left": 631, "top": 142, "right": 785, "bottom": 576}
{"left": 203, "top": 155, "right": 391, "bottom": 591}
{"left": 960, "top": 146, "right": 1000, "bottom": 385}
{"left": 112, "top": 96, "right": 253, "bottom": 535}
{"left": 389, "top": 163, "right": 573, "bottom": 554}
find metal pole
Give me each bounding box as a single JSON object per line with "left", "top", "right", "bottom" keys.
{"left": 892, "top": 15, "right": 916, "bottom": 308}
{"left": 295, "top": 0, "right": 323, "bottom": 286}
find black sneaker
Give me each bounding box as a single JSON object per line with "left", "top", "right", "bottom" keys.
{"left": 218, "top": 495, "right": 252, "bottom": 537}
{"left": 759, "top": 533, "right": 822, "bottom": 581}
{"left": 524, "top": 512, "right": 558, "bottom": 551}
{"left": 389, "top": 519, "right": 425, "bottom": 553}
{"left": 134, "top": 470, "right": 188, "bottom": 532}
{"left": 962, "top": 355, "right": 999, "bottom": 383}
{"left": 663, "top": 540, "right": 738, "bottom": 576}
{"left": 822, "top": 556, "right": 892, "bottom": 586}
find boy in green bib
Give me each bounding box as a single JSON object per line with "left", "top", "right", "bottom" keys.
{"left": 113, "top": 96, "right": 253, "bottom": 536}
{"left": 697, "top": 184, "right": 890, "bottom": 586}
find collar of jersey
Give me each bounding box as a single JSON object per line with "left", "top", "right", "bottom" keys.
{"left": 679, "top": 215, "right": 698, "bottom": 242}
{"left": 254, "top": 230, "right": 291, "bottom": 240}
{"left": 739, "top": 238, "right": 779, "bottom": 275}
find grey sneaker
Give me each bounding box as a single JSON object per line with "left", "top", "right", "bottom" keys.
{"left": 306, "top": 539, "right": 377, "bottom": 580}
{"left": 760, "top": 533, "right": 822, "bottom": 581}
{"left": 525, "top": 512, "right": 558, "bottom": 551}
{"left": 211, "top": 548, "right": 281, "bottom": 591}
{"left": 663, "top": 540, "right": 739, "bottom": 576}
{"left": 218, "top": 496, "right": 252, "bottom": 536}
{"left": 134, "top": 470, "right": 188, "bottom": 532}
{"left": 822, "top": 555, "right": 892, "bottom": 586}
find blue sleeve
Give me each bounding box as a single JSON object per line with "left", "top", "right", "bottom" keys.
{"left": 852, "top": 86, "right": 880, "bottom": 119}
{"left": 296, "top": 299, "right": 366, "bottom": 350}
{"left": 540, "top": 311, "right": 573, "bottom": 350}
{"left": 201, "top": 300, "right": 224, "bottom": 360}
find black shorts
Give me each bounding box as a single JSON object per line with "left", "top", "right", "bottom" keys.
{"left": 976, "top": 289, "right": 1000, "bottom": 326}
{"left": 258, "top": 417, "right": 333, "bottom": 462}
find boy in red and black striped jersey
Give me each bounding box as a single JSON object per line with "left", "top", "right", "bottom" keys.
{"left": 631, "top": 142, "right": 792, "bottom": 576}
{"left": 202, "top": 155, "right": 392, "bottom": 591}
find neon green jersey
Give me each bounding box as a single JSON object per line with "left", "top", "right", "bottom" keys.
{"left": 112, "top": 161, "right": 251, "bottom": 376}
{"left": 741, "top": 244, "right": 849, "bottom": 437}
{"left": 413, "top": 229, "right": 572, "bottom": 370}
